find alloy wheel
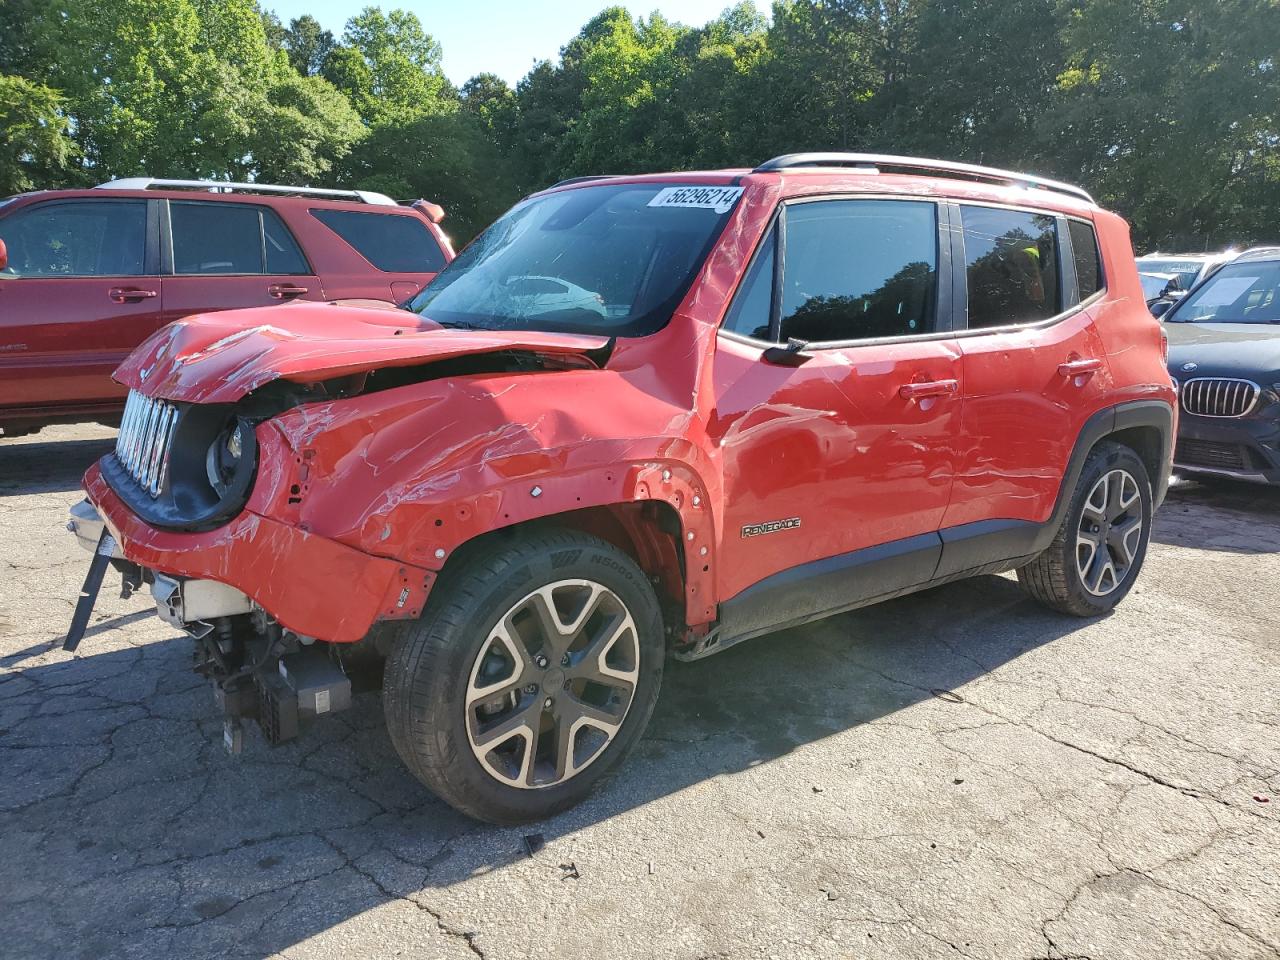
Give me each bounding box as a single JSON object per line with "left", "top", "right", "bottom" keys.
{"left": 464, "top": 579, "right": 640, "bottom": 789}
{"left": 1076, "top": 468, "right": 1144, "bottom": 597}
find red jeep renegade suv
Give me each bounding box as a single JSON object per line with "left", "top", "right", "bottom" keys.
{"left": 66, "top": 154, "right": 1175, "bottom": 823}
{"left": 0, "top": 178, "right": 453, "bottom": 437}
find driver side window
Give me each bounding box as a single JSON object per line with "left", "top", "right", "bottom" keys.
{"left": 720, "top": 199, "right": 940, "bottom": 343}
{"left": 0, "top": 200, "right": 147, "bottom": 278}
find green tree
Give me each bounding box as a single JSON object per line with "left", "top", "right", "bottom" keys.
{"left": 284, "top": 15, "right": 337, "bottom": 76}
{"left": 46, "top": 0, "right": 363, "bottom": 183}
{"left": 0, "top": 0, "right": 55, "bottom": 79}
{"left": 746, "top": 1, "right": 885, "bottom": 154}
{"left": 325, "top": 7, "right": 453, "bottom": 123}
{"left": 1050, "top": 0, "right": 1280, "bottom": 249}
{"left": 247, "top": 71, "right": 366, "bottom": 183}
{"left": 337, "top": 111, "right": 518, "bottom": 244}
{"left": 900, "top": 0, "right": 1065, "bottom": 163}
{"left": 0, "top": 75, "right": 78, "bottom": 195}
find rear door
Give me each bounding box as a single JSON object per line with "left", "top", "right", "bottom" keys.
{"left": 937, "top": 204, "right": 1113, "bottom": 576}
{"left": 712, "top": 197, "right": 962, "bottom": 632}
{"left": 160, "top": 200, "right": 323, "bottom": 324}
{"left": 0, "top": 197, "right": 161, "bottom": 410}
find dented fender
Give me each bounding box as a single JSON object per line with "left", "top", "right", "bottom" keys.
{"left": 248, "top": 389, "right": 721, "bottom": 627}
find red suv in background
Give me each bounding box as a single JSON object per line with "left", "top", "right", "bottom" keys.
{"left": 0, "top": 179, "right": 453, "bottom": 436}
{"left": 67, "top": 154, "right": 1174, "bottom": 823}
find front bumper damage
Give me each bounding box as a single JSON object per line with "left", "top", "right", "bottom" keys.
{"left": 80, "top": 461, "right": 433, "bottom": 642}
{"left": 65, "top": 462, "right": 421, "bottom": 751}
{"left": 67, "top": 498, "right": 356, "bottom": 752}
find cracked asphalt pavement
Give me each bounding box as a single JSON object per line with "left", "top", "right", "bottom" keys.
{"left": 2, "top": 424, "right": 1279, "bottom": 959}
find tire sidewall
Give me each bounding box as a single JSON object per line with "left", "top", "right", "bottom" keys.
{"left": 407, "top": 534, "right": 664, "bottom": 823}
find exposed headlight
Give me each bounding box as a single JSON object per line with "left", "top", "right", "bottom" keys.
{"left": 207, "top": 421, "right": 248, "bottom": 496}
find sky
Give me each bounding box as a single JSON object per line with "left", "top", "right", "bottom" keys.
{"left": 263, "top": 0, "right": 768, "bottom": 87}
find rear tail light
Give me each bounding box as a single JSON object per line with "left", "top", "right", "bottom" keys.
{"left": 1160, "top": 329, "right": 1169, "bottom": 363}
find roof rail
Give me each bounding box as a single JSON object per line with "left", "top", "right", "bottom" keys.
{"left": 94, "top": 178, "right": 398, "bottom": 206}
{"left": 547, "top": 175, "right": 620, "bottom": 190}
{"left": 752, "top": 153, "right": 1094, "bottom": 204}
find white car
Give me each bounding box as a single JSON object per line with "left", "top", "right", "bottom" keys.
{"left": 503, "top": 275, "right": 607, "bottom": 317}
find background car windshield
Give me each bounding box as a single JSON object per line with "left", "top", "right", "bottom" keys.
{"left": 1172, "top": 259, "right": 1280, "bottom": 323}
{"left": 1169, "top": 260, "right": 1280, "bottom": 323}
{"left": 1139, "top": 258, "right": 1203, "bottom": 288}
{"left": 408, "top": 182, "right": 740, "bottom": 337}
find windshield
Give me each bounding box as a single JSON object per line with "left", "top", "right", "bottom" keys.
{"left": 1167, "top": 260, "right": 1280, "bottom": 323}
{"left": 408, "top": 182, "right": 742, "bottom": 337}
{"left": 1137, "top": 258, "right": 1204, "bottom": 290}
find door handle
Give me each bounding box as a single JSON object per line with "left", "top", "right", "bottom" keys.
{"left": 1057, "top": 358, "right": 1103, "bottom": 378}
{"left": 268, "top": 284, "right": 309, "bottom": 299}
{"left": 108, "top": 287, "right": 158, "bottom": 303}
{"left": 899, "top": 379, "right": 958, "bottom": 401}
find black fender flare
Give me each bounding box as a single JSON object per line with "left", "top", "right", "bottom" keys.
{"left": 1034, "top": 399, "right": 1174, "bottom": 554}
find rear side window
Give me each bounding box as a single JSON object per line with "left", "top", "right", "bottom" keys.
{"left": 1068, "top": 220, "right": 1104, "bottom": 300}
{"left": 961, "top": 206, "right": 1060, "bottom": 328}
{"left": 311, "top": 208, "right": 446, "bottom": 273}
{"left": 170, "top": 202, "right": 309, "bottom": 276}
{"left": 0, "top": 200, "right": 147, "bottom": 277}
{"left": 172, "top": 203, "right": 261, "bottom": 274}
{"left": 778, "top": 199, "right": 938, "bottom": 343}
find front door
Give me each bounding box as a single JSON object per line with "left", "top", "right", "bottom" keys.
{"left": 0, "top": 198, "right": 161, "bottom": 411}
{"left": 161, "top": 200, "right": 323, "bottom": 324}
{"left": 711, "top": 197, "right": 961, "bottom": 635}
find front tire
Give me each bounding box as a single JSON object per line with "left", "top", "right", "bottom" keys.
{"left": 1019, "top": 441, "right": 1153, "bottom": 616}
{"left": 383, "top": 528, "right": 664, "bottom": 824}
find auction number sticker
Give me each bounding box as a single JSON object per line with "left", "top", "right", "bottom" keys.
{"left": 648, "top": 186, "right": 744, "bottom": 214}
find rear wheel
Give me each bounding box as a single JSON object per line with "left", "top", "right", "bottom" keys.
{"left": 1019, "top": 441, "right": 1153, "bottom": 616}
{"left": 383, "top": 528, "right": 664, "bottom": 824}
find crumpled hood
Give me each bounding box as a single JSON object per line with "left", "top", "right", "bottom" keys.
{"left": 114, "top": 302, "right": 611, "bottom": 404}
{"left": 1165, "top": 321, "right": 1280, "bottom": 379}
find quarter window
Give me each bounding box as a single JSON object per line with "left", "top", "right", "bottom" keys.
{"left": 1068, "top": 220, "right": 1103, "bottom": 300}
{"left": 778, "top": 200, "right": 938, "bottom": 343}
{"left": 0, "top": 201, "right": 147, "bottom": 277}
{"left": 311, "top": 208, "right": 446, "bottom": 273}
{"left": 263, "top": 209, "right": 309, "bottom": 275}
{"left": 722, "top": 226, "right": 776, "bottom": 340}
{"left": 961, "top": 206, "right": 1060, "bottom": 328}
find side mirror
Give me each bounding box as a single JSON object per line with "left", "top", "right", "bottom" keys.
{"left": 1149, "top": 299, "right": 1173, "bottom": 319}
{"left": 762, "top": 337, "right": 812, "bottom": 366}
{"left": 0, "top": 237, "right": 7, "bottom": 272}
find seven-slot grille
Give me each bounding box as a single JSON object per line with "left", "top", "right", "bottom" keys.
{"left": 115, "top": 390, "right": 179, "bottom": 496}
{"left": 1180, "top": 377, "right": 1260, "bottom": 418}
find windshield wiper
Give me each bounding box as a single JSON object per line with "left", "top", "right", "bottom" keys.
{"left": 432, "top": 319, "right": 485, "bottom": 331}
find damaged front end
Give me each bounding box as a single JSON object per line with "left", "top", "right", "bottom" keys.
{"left": 68, "top": 502, "right": 363, "bottom": 753}
{"left": 64, "top": 304, "right": 620, "bottom": 754}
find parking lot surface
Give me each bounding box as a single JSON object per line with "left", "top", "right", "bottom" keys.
{"left": 2, "top": 424, "right": 1278, "bottom": 960}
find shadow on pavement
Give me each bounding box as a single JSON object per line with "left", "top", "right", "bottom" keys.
{"left": 1, "top": 572, "right": 1096, "bottom": 957}
{"left": 1153, "top": 474, "right": 1280, "bottom": 553}
{"left": 0, "top": 437, "right": 115, "bottom": 497}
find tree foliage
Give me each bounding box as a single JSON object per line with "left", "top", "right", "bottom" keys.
{"left": 0, "top": 76, "right": 78, "bottom": 194}
{"left": 6, "top": 0, "right": 1279, "bottom": 249}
